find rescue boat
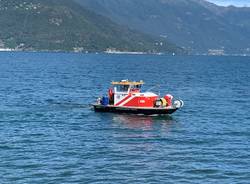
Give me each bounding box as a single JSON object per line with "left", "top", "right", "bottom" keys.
{"left": 92, "top": 80, "right": 184, "bottom": 115}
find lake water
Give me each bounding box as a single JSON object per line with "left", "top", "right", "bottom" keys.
{"left": 0, "top": 52, "right": 249, "bottom": 183}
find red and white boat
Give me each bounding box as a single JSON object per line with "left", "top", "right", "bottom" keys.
{"left": 92, "top": 80, "right": 184, "bottom": 115}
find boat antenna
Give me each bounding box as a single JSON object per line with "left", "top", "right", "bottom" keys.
{"left": 158, "top": 85, "right": 161, "bottom": 97}
{"left": 146, "top": 84, "right": 160, "bottom": 94}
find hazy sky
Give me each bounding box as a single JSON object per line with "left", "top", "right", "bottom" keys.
{"left": 208, "top": 0, "right": 250, "bottom": 7}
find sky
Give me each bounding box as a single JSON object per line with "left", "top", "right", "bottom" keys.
{"left": 207, "top": 0, "right": 250, "bottom": 7}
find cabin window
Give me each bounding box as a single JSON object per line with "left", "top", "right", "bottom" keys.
{"left": 116, "top": 85, "right": 129, "bottom": 92}
{"left": 135, "top": 85, "right": 142, "bottom": 89}
{"left": 130, "top": 85, "right": 141, "bottom": 91}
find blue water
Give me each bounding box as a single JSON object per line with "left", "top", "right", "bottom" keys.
{"left": 0, "top": 52, "right": 249, "bottom": 183}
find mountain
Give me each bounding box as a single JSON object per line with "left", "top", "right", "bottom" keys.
{"left": 75, "top": 0, "right": 250, "bottom": 54}
{"left": 208, "top": 0, "right": 250, "bottom": 7}
{"left": 0, "top": 0, "right": 182, "bottom": 53}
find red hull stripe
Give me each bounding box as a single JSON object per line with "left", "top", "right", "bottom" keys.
{"left": 115, "top": 94, "right": 131, "bottom": 106}
{"left": 119, "top": 96, "right": 135, "bottom": 106}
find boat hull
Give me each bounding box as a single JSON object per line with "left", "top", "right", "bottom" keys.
{"left": 92, "top": 104, "right": 178, "bottom": 115}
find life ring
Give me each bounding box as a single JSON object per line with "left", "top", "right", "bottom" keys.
{"left": 173, "top": 100, "right": 184, "bottom": 108}
{"left": 179, "top": 100, "right": 184, "bottom": 107}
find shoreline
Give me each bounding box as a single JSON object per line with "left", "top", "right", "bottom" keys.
{"left": 0, "top": 49, "right": 249, "bottom": 57}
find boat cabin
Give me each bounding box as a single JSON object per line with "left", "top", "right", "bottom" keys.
{"left": 112, "top": 80, "right": 143, "bottom": 93}
{"left": 109, "top": 80, "right": 158, "bottom": 107}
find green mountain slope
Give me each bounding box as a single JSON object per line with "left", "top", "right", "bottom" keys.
{"left": 75, "top": 0, "right": 250, "bottom": 54}
{"left": 0, "top": 0, "right": 182, "bottom": 53}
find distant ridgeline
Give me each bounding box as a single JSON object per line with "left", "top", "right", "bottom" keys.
{"left": 76, "top": 0, "right": 250, "bottom": 55}
{"left": 0, "top": 0, "right": 183, "bottom": 54}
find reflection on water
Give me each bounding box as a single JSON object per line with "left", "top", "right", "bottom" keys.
{"left": 112, "top": 114, "right": 177, "bottom": 130}
{"left": 109, "top": 114, "right": 180, "bottom": 155}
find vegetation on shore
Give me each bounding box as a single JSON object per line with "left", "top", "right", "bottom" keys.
{"left": 0, "top": 0, "right": 183, "bottom": 54}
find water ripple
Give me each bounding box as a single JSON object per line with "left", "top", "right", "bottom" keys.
{"left": 0, "top": 53, "right": 249, "bottom": 183}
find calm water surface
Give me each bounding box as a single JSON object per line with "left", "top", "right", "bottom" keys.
{"left": 0, "top": 52, "right": 249, "bottom": 183}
